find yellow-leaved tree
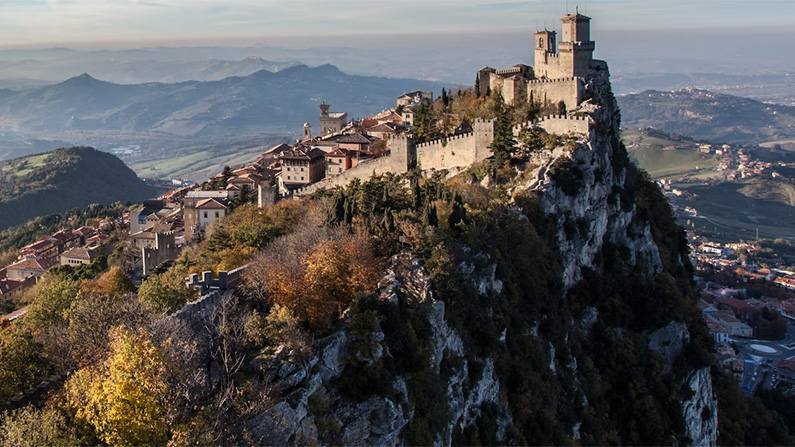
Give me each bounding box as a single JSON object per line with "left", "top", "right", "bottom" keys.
{"left": 66, "top": 326, "right": 176, "bottom": 446}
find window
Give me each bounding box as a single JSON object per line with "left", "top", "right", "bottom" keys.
{"left": 287, "top": 175, "right": 290, "bottom": 180}
{"left": 301, "top": 176, "right": 304, "bottom": 181}
{"left": 301, "top": 167, "right": 305, "bottom": 172}
{"left": 203, "top": 212, "right": 208, "bottom": 219}
{"left": 215, "top": 212, "right": 220, "bottom": 218}
{"left": 338, "top": 167, "right": 342, "bottom": 173}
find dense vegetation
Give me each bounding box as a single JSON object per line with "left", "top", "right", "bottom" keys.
{"left": 2, "top": 90, "right": 794, "bottom": 446}
{"left": 0, "top": 147, "right": 155, "bottom": 231}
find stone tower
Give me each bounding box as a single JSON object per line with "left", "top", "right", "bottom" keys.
{"left": 534, "top": 29, "right": 557, "bottom": 69}
{"left": 533, "top": 10, "right": 595, "bottom": 79}
{"left": 558, "top": 10, "right": 595, "bottom": 77}
{"left": 319, "top": 102, "right": 348, "bottom": 136}
{"left": 303, "top": 122, "right": 312, "bottom": 140}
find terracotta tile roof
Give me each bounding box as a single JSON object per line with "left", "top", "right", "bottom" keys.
{"left": 61, "top": 247, "right": 96, "bottom": 261}
{"left": 716, "top": 297, "right": 750, "bottom": 311}
{"left": 337, "top": 133, "right": 372, "bottom": 144}
{"left": 75, "top": 226, "right": 97, "bottom": 237}
{"left": 8, "top": 258, "right": 57, "bottom": 272}
{"left": 325, "top": 148, "right": 349, "bottom": 157}
{"left": 365, "top": 122, "right": 401, "bottom": 134}
{"left": 195, "top": 198, "right": 228, "bottom": 210}
{"left": 263, "top": 143, "right": 292, "bottom": 155}
{"left": 86, "top": 234, "right": 109, "bottom": 244}
{"left": 0, "top": 305, "right": 29, "bottom": 322}
{"left": 281, "top": 147, "right": 326, "bottom": 161}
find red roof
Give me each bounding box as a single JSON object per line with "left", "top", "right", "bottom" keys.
{"left": 325, "top": 148, "right": 349, "bottom": 158}
{"left": 715, "top": 297, "right": 750, "bottom": 311}
{"left": 8, "top": 257, "right": 56, "bottom": 272}
{"left": 337, "top": 133, "right": 372, "bottom": 144}
{"left": 195, "top": 198, "right": 228, "bottom": 210}
{"left": 0, "top": 277, "right": 36, "bottom": 296}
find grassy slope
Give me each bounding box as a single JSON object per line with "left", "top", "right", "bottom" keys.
{"left": 0, "top": 147, "right": 155, "bottom": 231}
{"left": 623, "top": 129, "right": 719, "bottom": 180}
{"left": 624, "top": 129, "right": 795, "bottom": 240}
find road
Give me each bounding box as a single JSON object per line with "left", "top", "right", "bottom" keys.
{"left": 736, "top": 323, "right": 795, "bottom": 393}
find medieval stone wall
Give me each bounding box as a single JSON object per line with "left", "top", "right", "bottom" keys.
{"left": 527, "top": 77, "right": 583, "bottom": 112}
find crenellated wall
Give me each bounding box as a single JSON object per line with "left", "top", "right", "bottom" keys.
{"left": 513, "top": 114, "right": 592, "bottom": 137}
{"left": 416, "top": 118, "right": 496, "bottom": 171}
{"left": 296, "top": 115, "right": 593, "bottom": 197}
{"left": 527, "top": 77, "right": 584, "bottom": 112}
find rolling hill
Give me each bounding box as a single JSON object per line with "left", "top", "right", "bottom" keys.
{"left": 0, "top": 147, "right": 156, "bottom": 231}
{"left": 0, "top": 65, "right": 444, "bottom": 139}
{"left": 618, "top": 88, "right": 795, "bottom": 145}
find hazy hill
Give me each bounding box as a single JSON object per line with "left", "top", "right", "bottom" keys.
{"left": 0, "top": 65, "right": 444, "bottom": 139}
{"left": 0, "top": 147, "right": 155, "bottom": 231}
{"left": 618, "top": 88, "right": 795, "bottom": 145}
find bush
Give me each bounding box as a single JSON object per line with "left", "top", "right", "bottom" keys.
{"left": 548, "top": 157, "right": 584, "bottom": 196}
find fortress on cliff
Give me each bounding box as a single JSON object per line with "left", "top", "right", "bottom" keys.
{"left": 295, "top": 12, "right": 602, "bottom": 197}
{"left": 477, "top": 9, "right": 606, "bottom": 111}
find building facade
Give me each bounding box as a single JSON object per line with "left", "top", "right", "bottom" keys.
{"left": 319, "top": 103, "right": 348, "bottom": 136}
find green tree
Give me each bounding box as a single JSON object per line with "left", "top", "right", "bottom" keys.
{"left": 0, "top": 405, "right": 83, "bottom": 447}
{"left": 25, "top": 276, "right": 82, "bottom": 329}
{"left": 490, "top": 98, "right": 517, "bottom": 165}
{"left": 138, "top": 267, "right": 197, "bottom": 314}
{"left": 413, "top": 102, "right": 439, "bottom": 145}
{"left": 0, "top": 326, "right": 52, "bottom": 403}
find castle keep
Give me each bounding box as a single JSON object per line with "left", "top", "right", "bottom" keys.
{"left": 478, "top": 10, "right": 605, "bottom": 111}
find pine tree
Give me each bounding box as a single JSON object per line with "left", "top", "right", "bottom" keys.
{"left": 442, "top": 88, "right": 449, "bottom": 108}
{"left": 490, "top": 97, "right": 517, "bottom": 166}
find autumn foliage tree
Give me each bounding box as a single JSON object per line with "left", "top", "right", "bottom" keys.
{"left": 66, "top": 326, "right": 176, "bottom": 446}
{"left": 245, "top": 220, "right": 381, "bottom": 332}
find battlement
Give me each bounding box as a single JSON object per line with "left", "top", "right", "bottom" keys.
{"left": 528, "top": 76, "right": 578, "bottom": 85}
{"left": 415, "top": 131, "right": 474, "bottom": 149}
{"left": 558, "top": 41, "right": 595, "bottom": 52}
{"left": 513, "top": 114, "right": 592, "bottom": 136}
{"left": 495, "top": 67, "right": 525, "bottom": 76}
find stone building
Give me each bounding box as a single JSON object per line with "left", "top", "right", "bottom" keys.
{"left": 319, "top": 103, "right": 348, "bottom": 136}
{"left": 477, "top": 10, "right": 603, "bottom": 113}
{"left": 183, "top": 191, "right": 229, "bottom": 242}
{"left": 60, "top": 246, "right": 99, "bottom": 266}
{"left": 280, "top": 147, "right": 326, "bottom": 190}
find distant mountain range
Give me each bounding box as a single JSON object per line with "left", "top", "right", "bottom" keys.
{"left": 0, "top": 55, "right": 298, "bottom": 86}
{"left": 0, "top": 64, "right": 443, "bottom": 140}
{"left": 617, "top": 88, "right": 795, "bottom": 145}
{"left": 0, "top": 147, "right": 155, "bottom": 231}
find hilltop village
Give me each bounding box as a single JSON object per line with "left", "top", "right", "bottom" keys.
{"left": 4, "top": 11, "right": 795, "bottom": 446}
{"left": 0, "top": 11, "right": 602, "bottom": 306}
{"left": 2, "top": 11, "right": 795, "bottom": 397}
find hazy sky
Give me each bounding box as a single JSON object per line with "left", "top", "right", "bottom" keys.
{"left": 1, "top": 0, "right": 794, "bottom": 49}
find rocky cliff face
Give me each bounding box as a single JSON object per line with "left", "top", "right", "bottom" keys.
{"left": 242, "top": 63, "right": 717, "bottom": 446}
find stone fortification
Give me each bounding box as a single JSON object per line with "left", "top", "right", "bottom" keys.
{"left": 513, "top": 114, "right": 592, "bottom": 137}
{"left": 296, "top": 115, "right": 593, "bottom": 197}
{"left": 527, "top": 77, "right": 585, "bottom": 110}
